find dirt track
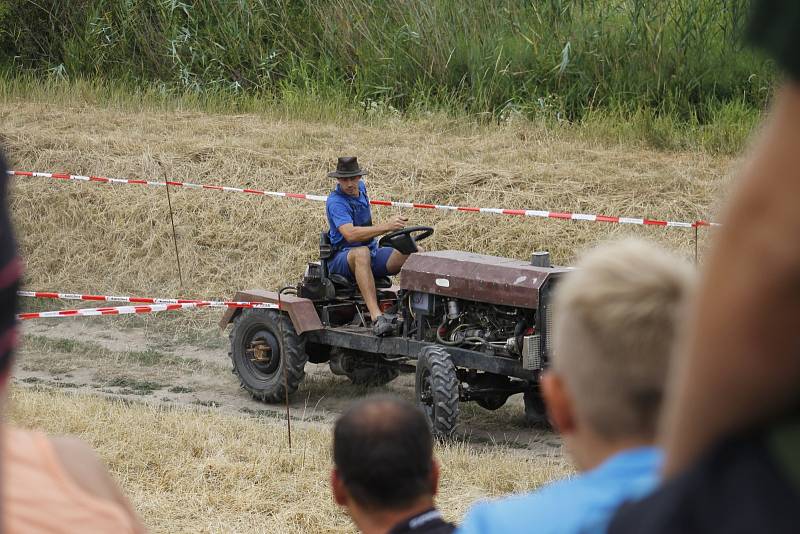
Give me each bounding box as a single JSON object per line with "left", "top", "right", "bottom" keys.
{"left": 17, "top": 315, "right": 563, "bottom": 457}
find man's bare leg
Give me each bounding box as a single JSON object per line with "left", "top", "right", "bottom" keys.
{"left": 385, "top": 249, "right": 410, "bottom": 275}
{"left": 347, "top": 247, "right": 382, "bottom": 320}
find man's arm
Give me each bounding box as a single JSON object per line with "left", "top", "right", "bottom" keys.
{"left": 339, "top": 215, "right": 407, "bottom": 244}
{"left": 660, "top": 84, "right": 800, "bottom": 476}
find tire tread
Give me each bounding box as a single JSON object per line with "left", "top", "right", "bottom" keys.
{"left": 229, "top": 308, "right": 307, "bottom": 403}
{"left": 416, "top": 346, "right": 459, "bottom": 437}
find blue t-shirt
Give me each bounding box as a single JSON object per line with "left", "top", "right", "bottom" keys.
{"left": 458, "top": 447, "right": 662, "bottom": 534}
{"left": 326, "top": 180, "right": 377, "bottom": 252}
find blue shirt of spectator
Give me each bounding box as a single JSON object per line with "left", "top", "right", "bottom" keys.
{"left": 326, "top": 180, "right": 378, "bottom": 254}
{"left": 457, "top": 447, "right": 662, "bottom": 534}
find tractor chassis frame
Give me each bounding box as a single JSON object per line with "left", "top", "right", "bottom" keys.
{"left": 304, "top": 326, "right": 538, "bottom": 382}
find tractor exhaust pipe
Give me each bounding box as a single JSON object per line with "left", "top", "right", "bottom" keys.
{"left": 531, "top": 251, "right": 551, "bottom": 268}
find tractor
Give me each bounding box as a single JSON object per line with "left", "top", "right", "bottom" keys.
{"left": 220, "top": 226, "right": 571, "bottom": 436}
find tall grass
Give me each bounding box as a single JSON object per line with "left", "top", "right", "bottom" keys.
{"left": 0, "top": 0, "right": 774, "bottom": 124}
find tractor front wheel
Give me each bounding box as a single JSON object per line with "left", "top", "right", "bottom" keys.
{"left": 229, "top": 309, "right": 308, "bottom": 403}
{"left": 415, "top": 346, "right": 459, "bottom": 438}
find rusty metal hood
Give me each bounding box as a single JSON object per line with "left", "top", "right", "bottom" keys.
{"left": 399, "top": 250, "right": 572, "bottom": 309}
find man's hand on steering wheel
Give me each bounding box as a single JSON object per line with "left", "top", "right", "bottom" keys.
{"left": 378, "top": 225, "right": 434, "bottom": 255}
{"left": 386, "top": 215, "right": 408, "bottom": 232}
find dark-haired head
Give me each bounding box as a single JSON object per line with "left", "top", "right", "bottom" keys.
{"left": 0, "top": 149, "right": 21, "bottom": 377}
{"left": 332, "top": 395, "right": 436, "bottom": 510}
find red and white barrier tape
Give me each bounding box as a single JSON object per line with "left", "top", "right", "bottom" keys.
{"left": 18, "top": 302, "right": 207, "bottom": 320}
{"left": 8, "top": 170, "right": 717, "bottom": 228}
{"left": 18, "top": 290, "right": 278, "bottom": 308}
{"left": 17, "top": 291, "right": 279, "bottom": 320}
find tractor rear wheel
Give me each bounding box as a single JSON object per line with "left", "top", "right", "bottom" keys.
{"left": 229, "top": 308, "right": 308, "bottom": 403}
{"left": 415, "top": 346, "right": 459, "bottom": 438}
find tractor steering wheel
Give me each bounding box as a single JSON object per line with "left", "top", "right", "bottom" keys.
{"left": 378, "top": 226, "right": 434, "bottom": 255}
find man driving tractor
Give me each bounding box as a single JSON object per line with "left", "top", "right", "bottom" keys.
{"left": 325, "top": 156, "right": 413, "bottom": 336}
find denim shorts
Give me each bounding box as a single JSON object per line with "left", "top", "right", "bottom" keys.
{"left": 328, "top": 246, "right": 395, "bottom": 281}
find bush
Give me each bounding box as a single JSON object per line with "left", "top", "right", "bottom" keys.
{"left": 0, "top": 0, "right": 776, "bottom": 124}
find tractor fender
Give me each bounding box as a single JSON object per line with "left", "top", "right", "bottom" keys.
{"left": 219, "top": 289, "right": 323, "bottom": 334}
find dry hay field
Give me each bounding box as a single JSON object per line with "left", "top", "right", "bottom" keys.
{"left": 5, "top": 101, "right": 734, "bottom": 296}
{"left": 2, "top": 98, "right": 741, "bottom": 532}
{"left": 9, "top": 387, "right": 569, "bottom": 532}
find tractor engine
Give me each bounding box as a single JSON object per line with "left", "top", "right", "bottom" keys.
{"left": 400, "top": 250, "right": 568, "bottom": 370}
{"left": 407, "top": 292, "right": 542, "bottom": 366}
{"left": 432, "top": 299, "right": 530, "bottom": 354}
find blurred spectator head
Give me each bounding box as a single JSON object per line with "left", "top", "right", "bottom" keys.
{"left": 0, "top": 149, "right": 21, "bottom": 385}
{"left": 331, "top": 395, "right": 439, "bottom": 514}
{"left": 543, "top": 239, "right": 693, "bottom": 465}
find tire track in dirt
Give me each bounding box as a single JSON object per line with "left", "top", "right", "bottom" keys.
{"left": 16, "top": 319, "right": 563, "bottom": 457}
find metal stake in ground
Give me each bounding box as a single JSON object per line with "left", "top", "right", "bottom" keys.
{"left": 278, "top": 289, "right": 292, "bottom": 450}
{"left": 694, "top": 222, "right": 699, "bottom": 265}
{"left": 162, "top": 169, "right": 184, "bottom": 288}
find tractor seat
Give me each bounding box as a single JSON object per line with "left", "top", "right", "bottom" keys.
{"left": 329, "top": 273, "right": 393, "bottom": 290}
{"left": 320, "top": 232, "right": 392, "bottom": 296}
